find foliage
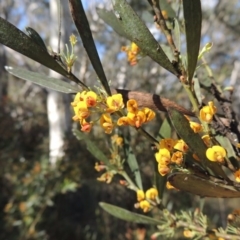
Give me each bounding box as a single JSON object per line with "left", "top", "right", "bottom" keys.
{"left": 1, "top": 0, "right": 240, "bottom": 239}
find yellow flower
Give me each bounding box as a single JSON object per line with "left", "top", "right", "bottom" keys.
{"left": 80, "top": 119, "right": 92, "bottom": 133}
{"left": 97, "top": 172, "right": 113, "bottom": 184}
{"left": 71, "top": 92, "right": 81, "bottom": 107}
{"left": 166, "top": 181, "right": 176, "bottom": 190}
{"left": 106, "top": 94, "right": 124, "bottom": 113}
{"left": 159, "top": 138, "right": 177, "bottom": 151}
{"left": 139, "top": 200, "right": 151, "bottom": 213}
{"left": 174, "top": 139, "right": 188, "bottom": 152}
{"left": 94, "top": 162, "right": 105, "bottom": 172}
{"left": 127, "top": 99, "right": 138, "bottom": 113}
{"left": 127, "top": 110, "right": 146, "bottom": 128}
{"left": 69, "top": 34, "right": 77, "bottom": 45}
{"left": 137, "top": 190, "right": 145, "bottom": 202}
{"left": 199, "top": 101, "right": 217, "bottom": 123}
{"left": 158, "top": 164, "right": 170, "bottom": 176}
{"left": 117, "top": 116, "right": 129, "bottom": 126}
{"left": 155, "top": 148, "right": 171, "bottom": 165}
{"left": 111, "top": 135, "right": 123, "bottom": 146}
{"left": 202, "top": 134, "right": 211, "bottom": 147}
{"left": 171, "top": 151, "right": 183, "bottom": 165}
{"left": 121, "top": 42, "right": 141, "bottom": 66}
{"left": 234, "top": 169, "right": 240, "bottom": 182}
{"left": 84, "top": 91, "right": 97, "bottom": 107}
{"left": 72, "top": 101, "right": 90, "bottom": 121}
{"left": 142, "top": 108, "right": 155, "bottom": 122}
{"left": 189, "top": 121, "right": 202, "bottom": 133}
{"left": 130, "top": 42, "right": 140, "bottom": 54}
{"left": 145, "top": 188, "right": 158, "bottom": 200}
{"left": 100, "top": 113, "right": 114, "bottom": 134}
{"left": 183, "top": 229, "right": 195, "bottom": 238}
{"left": 206, "top": 145, "right": 226, "bottom": 162}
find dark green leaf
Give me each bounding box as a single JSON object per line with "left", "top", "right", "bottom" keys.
{"left": 168, "top": 172, "right": 240, "bottom": 198}
{"left": 96, "top": 8, "right": 130, "bottom": 39}
{"left": 25, "top": 27, "right": 47, "bottom": 51}
{"left": 172, "top": 18, "right": 181, "bottom": 53}
{"left": 99, "top": 202, "right": 164, "bottom": 224}
{"left": 73, "top": 129, "right": 110, "bottom": 166}
{"left": 124, "top": 137, "right": 143, "bottom": 190}
{"left": 158, "top": 117, "right": 172, "bottom": 139}
{"left": 193, "top": 77, "right": 202, "bottom": 105}
{"left": 112, "top": 0, "right": 178, "bottom": 75}
{"left": 168, "top": 109, "right": 229, "bottom": 179}
{"left": 183, "top": 0, "right": 202, "bottom": 83}
{"left": 0, "top": 17, "right": 86, "bottom": 87}
{"left": 5, "top": 67, "right": 80, "bottom": 93}
{"left": 68, "top": 0, "right": 111, "bottom": 95}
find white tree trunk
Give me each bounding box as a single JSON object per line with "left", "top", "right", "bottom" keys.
{"left": 47, "top": 0, "right": 72, "bottom": 165}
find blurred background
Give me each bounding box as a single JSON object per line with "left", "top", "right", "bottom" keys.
{"left": 1, "top": 0, "right": 240, "bottom": 239}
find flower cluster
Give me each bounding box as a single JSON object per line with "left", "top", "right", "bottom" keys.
{"left": 117, "top": 99, "right": 155, "bottom": 128}
{"left": 199, "top": 101, "right": 217, "bottom": 123}
{"left": 121, "top": 42, "right": 141, "bottom": 66}
{"left": 71, "top": 91, "right": 125, "bottom": 133}
{"left": 136, "top": 188, "right": 158, "bottom": 212}
{"left": 155, "top": 138, "right": 188, "bottom": 176}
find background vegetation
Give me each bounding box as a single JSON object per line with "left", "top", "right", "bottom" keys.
{"left": 1, "top": 0, "right": 240, "bottom": 239}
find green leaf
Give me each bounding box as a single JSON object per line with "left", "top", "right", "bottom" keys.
{"left": 25, "top": 27, "right": 47, "bottom": 51}
{"left": 0, "top": 17, "right": 86, "bottom": 87}
{"left": 158, "top": 117, "right": 172, "bottom": 139}
{"left": 72, "top": 129, "right": 110, "bottom": 166}
{"left": 168, "top": 109, "right": 229, "bottom": 179}
{"left": 168, "top": 172, "right": 240, "bottom": 198}
{"left": 5, "top": 67, "right": 80, "bottom": 93}
{"left": 183, "top": 0, "right": 202, "bottom": 83}
{"left": 159, "top": 0, "right": 176, "bottom": 18}
{"left": 172, "top": 18, "right": 181, "bottom": 53}
{"left": 124, "top": 137, "right": 143, "bottom": 190}
{"left": 193, "top": 77, "right": 202, "bottom": 105}
{"left": 68, "top": 1, "right": 111, "bottom": 95}
{"left": 96, "top": 8, "right": 130, "bottom": 39}
{"left": 111, "top": 0, "right": 178, "bottom": 75}
{"left": 99, "top": 202, "right": 164, "bottom": 224}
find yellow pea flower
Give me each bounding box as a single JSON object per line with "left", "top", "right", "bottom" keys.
{"left": 171, "top": 151, "right": 183, "bottom": 165}
{"left": 155, "top": 148, "right": 171, "bottom": 165}
{"left": 206, "top": 145, "right": 226, "bottom": 162}
{"left": 166, "top": 181, "right": 176, "bottom": 190}
{"left": 97, "top": 172, "right": 113, "bottom": 184}
{"left": 202, "top": 134, "right": 211, "bottom": 147}
{"left": 100, "top": 113, "right": 114, "bottom": 134}
{"left": 142, "top": 108, "right": 155, "bottom": 122}
{"left": 158, "top": 164, "right": 170, "bottom": 176}
{"left": 199, "top": 101, "right": 217, "bottom": 123}
{"left": 137, "top": 190, "right": 145, "bottom": 202}
{"left": 106, "top": 94, "right": 124, "bottom": 113}
{"left": 72, "top": 101, "right": 90, "bottom": 121}
{"left": 80, "top": 119, "right": 92, "bottom": 133}
{"left": 84, "top": 91, "right": 97, "bottom": 107}
{"left": 127, "top": 99, "right": 138, "bottom": 113}
{"left": 117, "top": 116, "right": 129, "bottom": 126}
{"left": 139, "top": 200, "right": 150, "bottom": 213}
{"left": 159, "top": 138, "right": 177, "bottom": 151}
{"left": 189, "top": 121, "right": 202, "bottom": 133}
{"left": 234, "top": 169, "right": 240, "bottom": 182}
{"left": 174, "top": 139, "right": 188, "bottom": 152}
{"left": 127, "top": 111, "right": 146, "bottom": 128}
{"left": 145, "top": 188, "right": 158, "bottom": 200}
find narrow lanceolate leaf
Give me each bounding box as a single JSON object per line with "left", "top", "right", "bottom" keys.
{"left": 5, "top": 67, "right": 80, "bottom": 94}
{"left": 73, "top": 129, "right": 110, "bottom": 166}
{"left": 111, "top": 0, "right": 178, "bottom": 76}
{"left": 68, "top": 0, "right": 111, "bottom": 96}
{"left": 182, "top": 0, "right": 202, "bottom": 83}
{"left": 168, "top": 172, "right": 240, "bottom": 198}
{"left": 124, "top": 137, "right": 143, "bottom": 190}
{"left": 99, "top": 202, "right": 164, "bottom": 224}
{"left": 168, "top": 109, "right": 229, "bottom": 180}
{"left": 0, "top": 18, "right": 71, "bottom": 82}
{"left": 96, "top": 8, "right": 130, "bottom": 39}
